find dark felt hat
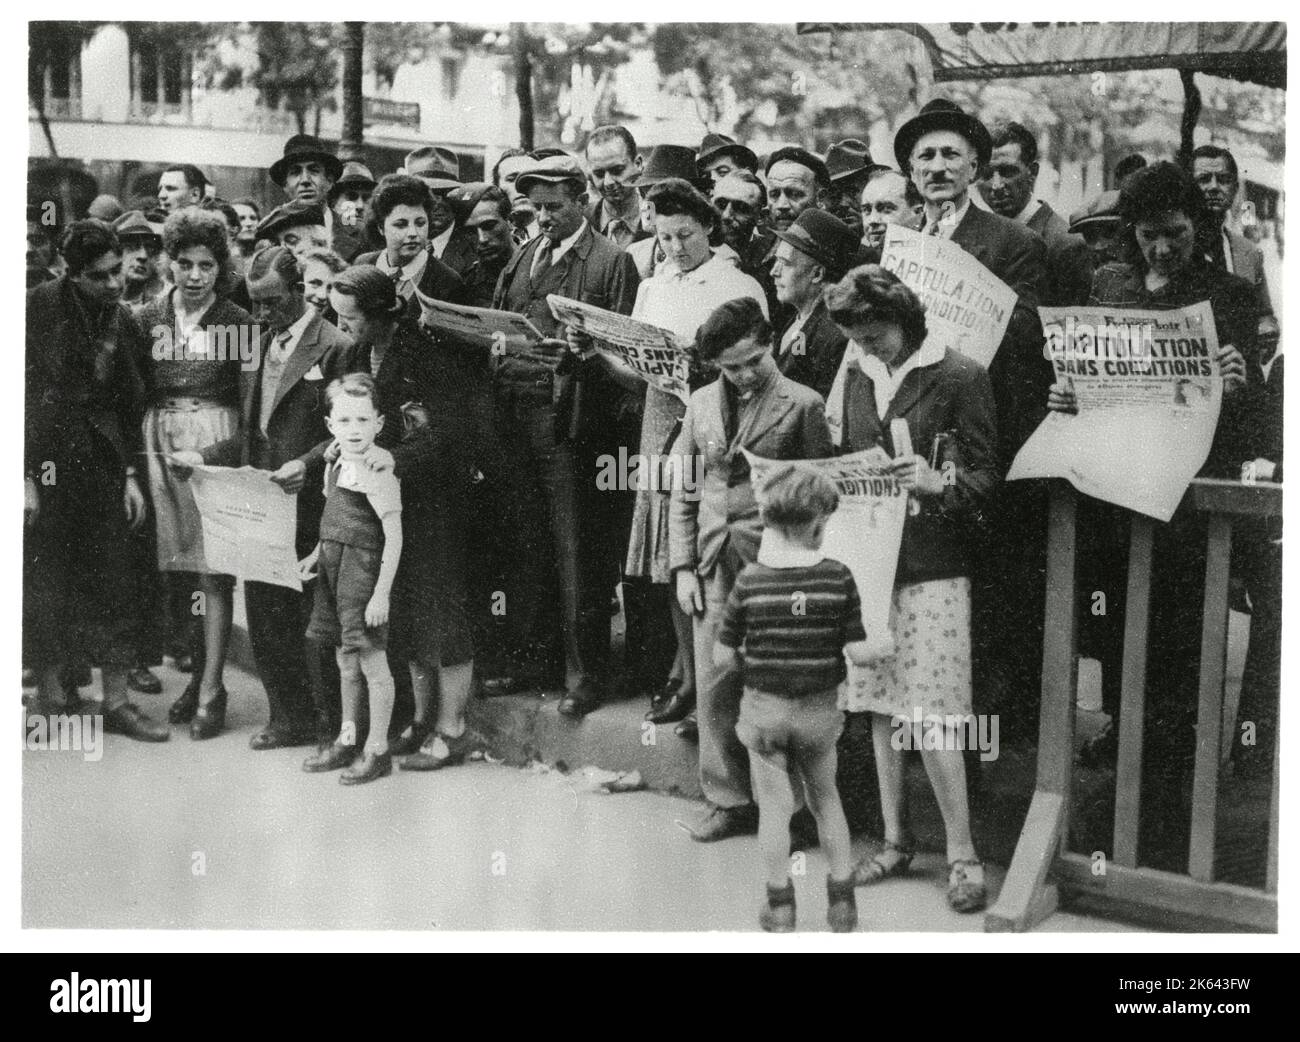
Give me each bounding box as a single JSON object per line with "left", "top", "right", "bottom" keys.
{"left": 404, "top": 146, "right": 461, "bottom": 192}
{"left": 112, "top": 209, "right": 163, "bottom": 243}
{"left": 825, "top": 138, "right": 885, "bottom": 185}
{"left": 696, "top": 132, "right": 758, "bottom": 173}
{"left": 328, "top": 161, "right": 377, "bottom": 202}
{"left": 255, "top": 200, "right": 326, "bottom": 241}
{"left": 270, "top": 134, "right": 343, "bottom": 186}
{"left": 1069, "top": 190, "right": 1123, "bottom": 233}
{"left": 638, "top": 145, "right": 705, "bottom": 190}
{"left": 772, "top": 209, "right": 860, "bottom": 279}
{"left": 894, "top": 98, "right": 992, "bottom": 173}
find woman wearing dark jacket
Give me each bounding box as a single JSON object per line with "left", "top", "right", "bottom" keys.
{"left": 827, "top": 265, "right": 1000, "bottom": 913}
{"left": 353, "top": 173, "right": 467, "bottom": 316}
{"left": 1050, "top": 162, "right": 1262, "bottom": 868}
{"left": 24, "top": 220, "right": 168, "bottom": 740}
{"left": 323, "top": 266, "right": 481, "bottom": 771}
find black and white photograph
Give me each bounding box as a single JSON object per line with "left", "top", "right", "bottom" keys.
{"left": 14, "top": 11, "right": 1292, "bottom": 953}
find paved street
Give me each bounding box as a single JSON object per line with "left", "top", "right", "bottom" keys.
{"left": 23, "top": 662, "right": 1140, "bottom": 934}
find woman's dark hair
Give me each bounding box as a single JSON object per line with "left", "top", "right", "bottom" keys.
{"left": 61, "top": 219, "right": 121, "bottom": 277}
{"left": 646, "top": 178, "right": 719, "bottom": 232}
{"left": 330, "top": 264, "right": 405, "bottom": 319}
{"left": 368, "top": 173, "right": 435, "bottom": 234}
{"left": 696, "top": 297, "right": 772, "bottom": 362}
{"left": 1116, "top": 161, "right": 1208, "bottom": 270}
{"left": 162, "top": 207, "right": 231, "bottom": 281}
{"left": 823, "top": 265, "right": 928, "bottom": 352}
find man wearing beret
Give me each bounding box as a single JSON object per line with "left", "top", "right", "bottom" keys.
{"left": 896, "top": 98, "right": 1052, "bottom": 734}
{"left": 979, "top": 121, "right": 1092, "bottom": 306}
{"left": 487, "top": 155, "right": 640, "bottom": 717}
{"left": 770, "top": 209, "right": 855, "bottom": 400}
{"left": 270, "top": 134, "right": 342, "bottom": 247}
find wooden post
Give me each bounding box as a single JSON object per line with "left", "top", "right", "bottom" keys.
{"left": 512, "top": 22, "right": 534, "bottom": 151}
{"left": 1178, "top": 69, "right": 1201, "bottom": 166}
{"left": 1189, "top": 515, "right": 1231, "bottom": 882}
{"left": 1113, "top": 516, "right": 1153, "bottom": 866}
{"left": 339, "top": 22, "right": 365, "bottom": 162}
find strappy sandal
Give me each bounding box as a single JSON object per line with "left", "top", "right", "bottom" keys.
{"left": 947, "top": 858, "right": 988, "bottom": 913}
{"left": 852, "top": 839, "right": 915, "bottom": 886}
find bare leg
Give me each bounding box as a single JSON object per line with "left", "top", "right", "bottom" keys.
{"left": 918, "top": 737, "right": 978, "bottom": 863}
{"left": 434, "top": 660, "right": 474, "bottom": 738}
{"left": 799, "top": 744, "right": 852, "bottom": 882}
{"left": 408, "top": 659, "right": 434, "bottom": 729}
{"left": 872, "top": 713, "right": 910, "bottom": 848}
{"left": 749, "top": 747, "right": 796, "bottom": 889}
{"left": 197, "top": 576, "right": 233, "bottom": 706}
{"left": 358, "top": 647, "right": 394, "bottom": 756}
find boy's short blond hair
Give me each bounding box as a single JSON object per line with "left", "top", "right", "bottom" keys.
{"left": 325, "top": 371, "right": 380, "bottom": 412}
{"left": 759, "top": 463, "right": 839, "bottom": 528}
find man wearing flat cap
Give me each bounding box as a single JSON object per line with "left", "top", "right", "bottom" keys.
{"left": 1068, "top": 188, "right": 1124, "bottom": 283}
{"left": 488, "top": 153, "right": 640, "bottom": 717}
{"left": 696, "top": 132, "right": 759, "bottom": 190}
{"left": 404, "top": 146, "right": 478, "bottom": 276}
{"left": 256, "top": 200, "right": 329, "bottom": 262}
{"left": 270, "top": 133, "right": 342, "bottom": 246}
{"left": 896, "top": 97, "right": 1051, "bottom": 732}
{"left": 327, "top": 160, "right": 377, "bottom": 263}
{"left": 770, "top": 209, "right": 856, "bottom": 400}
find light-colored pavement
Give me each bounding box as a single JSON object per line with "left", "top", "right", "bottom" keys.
{"left": 24, "top": 662, "right": 1138, "bottom": 933}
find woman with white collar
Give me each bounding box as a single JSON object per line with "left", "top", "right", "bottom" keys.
{"left": 590, "top": 178, "right": 767, "bottom": 728}
{"left": 827, "top": 265, "right": 1000, "bottom": 913}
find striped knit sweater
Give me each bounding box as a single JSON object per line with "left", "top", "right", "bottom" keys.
{"left": 718, "top": 558, "right": 866, "bottom": 696}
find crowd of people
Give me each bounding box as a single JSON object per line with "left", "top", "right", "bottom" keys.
{"left": 24, "top": 95, "right": 1283, "bottom": 931}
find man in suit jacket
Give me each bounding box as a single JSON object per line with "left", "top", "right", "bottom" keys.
{"left": 487, "top": 155, "right": 640, "bottom": 716}
{"left": 897, "top": 99, "right": 1053, "bottom": 737}
{"left": 770, "top": 209, "right": 858, "bottom": 400}
{"left": 979, "top": 121, "right": 1092, "bottom": 307}
{"left": 669, "top": 298, "right": 833, "bottom": 841}
{"left": 198, "top": 246, "right": 352, "bottom": 749}
{"left": 1192, "top": 144, "right": 1280, "bottom": 360}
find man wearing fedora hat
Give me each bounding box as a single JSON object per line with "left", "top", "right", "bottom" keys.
{"left": 327, "top": 160, "right": 377, "bottom": 263}
{"left": 403, "top": 146, "right": 477, "bottom": 276}
{"left": 896, "top": 97, "right": 1052, "bottom": 735}
{"left": 585, "top": 125, "right": 649, "bottom": 249}
{"left": 113, "top": 210, "right": 168, "bottom": 309}
{"left": 487, "top": 154, "right": 640, "bottom": 716}
{"left": 823, "top": 138, "right": 884, "bottom": 237}
{"left": 696, "top": 132, "right": 759, "bottom": 190}
{"left": 270, "top": 133, "right": 342, "bottom": 253}
{"left": 770, "top": 209, "right": 856, "bottom": 400}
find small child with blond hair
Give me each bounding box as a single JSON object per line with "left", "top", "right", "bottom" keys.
{"left": 715, "top": 462, "right": 880, "bottom": 932}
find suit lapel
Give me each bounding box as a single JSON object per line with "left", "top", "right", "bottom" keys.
{"left": 738, "top": 374, "right": 795, "bottom": 449}
{"left": 270, "top": 314, "right": 326, "bottom": 419}
{"left": 885, "top": 364, "right": 942, "bottom": 426}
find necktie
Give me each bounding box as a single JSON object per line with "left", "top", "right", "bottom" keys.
{"left": 531, "top": 238, "right": 555, "bottom": 282}
{"left": 269, "top": 329, "right": 292, "bottom": 365}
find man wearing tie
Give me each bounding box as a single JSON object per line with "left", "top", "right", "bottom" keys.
{"left": 487, "top": 155, "right": 640, "bottom": 716}
{"left": 585, "top": 126, "right": 649, "bottom": 250}
{"left": 199, "top": 246, "right": 352, "bottom": 748}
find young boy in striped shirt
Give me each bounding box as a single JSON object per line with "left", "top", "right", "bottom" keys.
{"left": 715, "top": 463, "right": 879, "bottom": 933}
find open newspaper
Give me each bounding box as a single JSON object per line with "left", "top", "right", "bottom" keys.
{"left": 1008, "top": 302, "right": 1222, "bottom": 521}
{"left": 188, "top": 464, "right": 302, "bottom": 590}
{"left": 879, "top": 224, "right": 1017, "bottom": 368}
{"left": 416, "top": 298, "right": 545, "bottom": 356}
{"left": 547, "top": 294, "right": 692, "bottom": 402}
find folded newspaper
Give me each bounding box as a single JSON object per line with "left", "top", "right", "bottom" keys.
{"left": 416, "top": 298, "right": 545, "bottom": 356}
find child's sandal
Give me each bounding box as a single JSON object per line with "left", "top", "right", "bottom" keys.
{"left": 826, "top": 875, "right": 858, "bottom": 933}
{"left": 759, "top": 879, "right": 796, "bottom": 933}
{"left": 852, "top": 839, "right": 915, "bottom": 886}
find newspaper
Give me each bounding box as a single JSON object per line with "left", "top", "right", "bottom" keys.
{"left": 416, "top": 298, "right": 544, "bottom": 356}
{"left": 546, "top": 294, "right": 692, "bottom": 401}
{"left": 188, "top": 465, "right": 302, "bottom": 590}
{"left": 1008, "top": 303, "right": 1223, "bottom": 521}
{"left": 879, "top": 224, "right": 1017, "bottom": 368}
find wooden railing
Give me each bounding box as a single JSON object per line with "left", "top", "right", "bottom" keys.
{"left": 986, "top": 478, "right": 1280, "bottom": 932}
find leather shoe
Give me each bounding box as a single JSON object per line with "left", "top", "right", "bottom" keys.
{"left": 173, "top": 653, "right": 194, "bottom": 674}
{"left": 340, "top": 750, "right": 392, "bottom": 785}
{"left": 189, "top": 689, "right": 228, "bottom": 741}
{"left": 128, "top": 667, "right": 163, "bottom": 695}
{"left": 689, "top": 803, "right": 758, "bottom": 843}
{"left": 388, "top": 720, "right": 432, "bottom": 756}
{"left": 250, "top": 725, "right": 315, "bottom": 751}
{"left": 102, "top": 702, "right": 170, "bottom": 742}
{"left": 557, "top": 681, "right": 604, "bottom": 718}
{"left": 674, "top": 713, "right": 698, "bottom": 742}
{"left": 400, "top": 729, "right": 477, "bottom": 771}
{"left": 303, "top": 741, "right": 357, "bottom": 772}
{"left": 646, "top": 690, "right": 694, "bottom": 725}
{"left": 168, "top": 683, "right": 199, "bottom": 724}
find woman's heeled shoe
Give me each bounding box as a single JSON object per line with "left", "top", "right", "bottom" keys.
{"left": 189, "top": 688, "right": 228, "bottom": 741}
{"left": 169, "top": 683, "right": 200, "bottom": 724}
{"left": 388, "top": 720, "right": 432, "bottom": 757}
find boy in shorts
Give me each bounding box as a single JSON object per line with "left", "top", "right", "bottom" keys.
{"left": 715, "top": 463, "right": 880, "bottom": 932}
{"left": 301, "top": 373, "right": 403, "bottom": 784}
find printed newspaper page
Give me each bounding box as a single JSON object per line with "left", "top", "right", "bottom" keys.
{"left": 189, "top": 465, "right": 302, "bottom": 590}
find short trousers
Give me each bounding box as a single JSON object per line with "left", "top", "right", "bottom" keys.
{"left": 306, "top": 539, "right": 387, "bottom": 651}
{"left": 735, "top": 685, "right": 844, "bottom": 760}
